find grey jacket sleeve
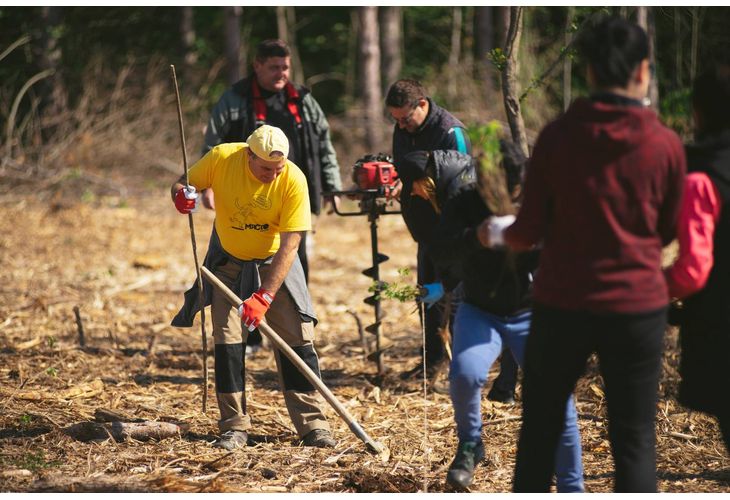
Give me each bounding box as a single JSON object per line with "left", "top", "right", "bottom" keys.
{"left": 303, "top": 94, "right": 342, "bottom": 192}
{"left": 202, "top": 89, "right": 240, "bottom": 155}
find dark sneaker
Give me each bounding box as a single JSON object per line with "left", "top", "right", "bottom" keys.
{"left": 486, "top": 386, "right": 516, "bottom": 404}
{"left": 446, "top": 439, "right": 485, "bottom": 490}
{"left": 301, "top": 429, "right": 336, "bottom": 448}
{"left": 213, "top": 430, "right": 248, "bottom": 450}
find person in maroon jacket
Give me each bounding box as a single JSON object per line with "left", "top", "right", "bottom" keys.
{"left": 665, "top": 63, "right": 730, "bottom": 455}
{"left": 488, "top": 17, "right": 686, "bottom": 492}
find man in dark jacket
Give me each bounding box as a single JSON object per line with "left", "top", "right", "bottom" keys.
{"left": 384, "top": 79, "right": 472, "bottom": 380}
{"left": 202, "top": 39, "right": 342, "bottom": 283}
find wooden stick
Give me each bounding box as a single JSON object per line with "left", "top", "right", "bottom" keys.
{"left": 73, "top": 305, "right": 85, "bottom": 347}
{"left": 668, "top": 431, "right": 696, "bottom": 441}
{"left": 170, "top": 64, "right": 208, "bottom": 414}
{"left": 200, "top": 266, "right": 386, "bottom": 456}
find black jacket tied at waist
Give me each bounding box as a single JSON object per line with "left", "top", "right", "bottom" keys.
{"left": 171, "top": 227, "right": 316, "bottom": 328}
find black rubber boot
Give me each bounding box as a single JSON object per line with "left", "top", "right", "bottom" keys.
{"left": 446, "top": 439, "right": 485, "bottom": 489}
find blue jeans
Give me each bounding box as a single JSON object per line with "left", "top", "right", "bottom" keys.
{"left": 449, "top": 303, "right": 584, "bottom": 492}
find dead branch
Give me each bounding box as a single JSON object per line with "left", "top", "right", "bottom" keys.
{"left": 5, "top": 69, "right": 55, "bottom": 157}
{"left": 63, "top": 420, "right": 187, "bottom": 442}
{"left": 0, "top": 35, "right": 30, "bottom": 65}
{"left": 13, "top": 337, "right": 43, "bottom": 351}
{"left": 347, "top": 308, "right": 368, "bottom": 354}
{"left": 668, "top": 431, "right": 697, "bottom": 441}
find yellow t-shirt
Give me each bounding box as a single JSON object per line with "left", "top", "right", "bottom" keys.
{"left": 188, "top": 143, "right": 311, "bottom": 260}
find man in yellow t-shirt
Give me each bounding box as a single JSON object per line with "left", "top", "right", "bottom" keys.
{"left": 170, "top": 125, "right": 335, "bottom": 450}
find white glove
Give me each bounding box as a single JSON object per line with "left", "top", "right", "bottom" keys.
{"left": 487, "top": 214, "right": 516, "bottom": 247}
{"left": 184, "top": 185, "right": 199, "bottom": 213}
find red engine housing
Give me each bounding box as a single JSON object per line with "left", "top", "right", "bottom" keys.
{"left": 355, "top": 161, "right": 398, "bottom": 190}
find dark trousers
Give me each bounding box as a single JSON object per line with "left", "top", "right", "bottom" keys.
{"left": 491, "top": 348, "right": 519, "bottom": 397}
{"left": 514, "top": 303, "right": 667, "bottom": 493}
{"left": 417, "top": 244, "right": 454, "bottom": 366}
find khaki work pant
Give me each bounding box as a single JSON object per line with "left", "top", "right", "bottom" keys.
{"left": 210, "top": 259, "right": 330, "bottom": 437}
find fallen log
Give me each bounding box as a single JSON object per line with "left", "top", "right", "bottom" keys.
{"left": 63, "top": 420, "right": 187, "bottom": 442}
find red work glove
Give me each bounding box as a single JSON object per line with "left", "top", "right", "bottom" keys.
{"left": 238, "top": 288, "right": 275, "bottom": 331}
{"left": 174, "top": 186, "right": 198, "bottom": 214}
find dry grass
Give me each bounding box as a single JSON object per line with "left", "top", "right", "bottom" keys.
{"left": 0, "top": 193, "right": 727, "bottom": 493}
{"left": 0, "top": 63, "right": 727, "bottom": 493}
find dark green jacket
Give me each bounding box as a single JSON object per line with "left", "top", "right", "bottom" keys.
{"left": 203, "top": 76, "right": 342, "bottom": 215}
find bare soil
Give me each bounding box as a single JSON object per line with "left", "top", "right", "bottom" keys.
{"left": 0, "top": 189, "right": 728, "bottom": 493}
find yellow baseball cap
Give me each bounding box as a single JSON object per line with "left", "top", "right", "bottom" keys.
{"left": 247, "top": 125, "right": 289, "bottom": 161}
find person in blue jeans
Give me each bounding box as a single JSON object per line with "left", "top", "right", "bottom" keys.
{"left": 430, "top": 140, "right": 584, "bottom": 491}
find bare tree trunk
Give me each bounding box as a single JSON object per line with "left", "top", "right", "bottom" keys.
{"left": 674, "top": 7, "right": 682, "bottom": 88}
{"left": 563, "top": 6, "right": 574, "bottom": 111}
{"left": 496, "top": 6, "right": 510, "bottom": 47}
{"left": 447, "top": 7, "right": 463, "bottom": 103}
{"left": 276, "top": 6, "right": 304, "bottom": 83}
{"left": 501, "top": 7, "right": 529, "bottom": 157}
{"left": 636, "top": 7, "right": 659, "bottom": 109}
{"left": 223, "top": 6, "right": 242, "bottom": 84}
{"left": 690, "top": 7, "right": 702, "bottom": 83}
{"left": 358, "top": 6, "right": 382, "bottom": 151}
{"left": 180, "top": 6, "right": 197, "bottom": 68}
{"left": 463, "top": 7, "right": 475, "bottom": 76}
{"left": 475, "top": 6, "right": 494, "bottom": 96}
{"left": 345, "top": 9, "right": 359, "bottom": 107}
{"left": 379, "top": 6, "right": 402, "bottom": 93}
{"left": 240, "top": 17, "right": 251, "bottom": 76}
{"left": 646, "top": 8, "right": 659, "bottom": 109}
{"left": 37, "top": 6, "right": 67, "bottom": 116}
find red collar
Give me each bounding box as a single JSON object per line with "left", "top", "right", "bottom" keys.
{"left": 251, "top": 78, "right": 302, "bottom": 125}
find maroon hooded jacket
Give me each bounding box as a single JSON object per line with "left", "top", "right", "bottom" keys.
{"left": 506, "top": 97, "right": 686, "bottom": 314}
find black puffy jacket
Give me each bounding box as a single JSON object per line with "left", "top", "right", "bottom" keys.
{"left": 430, "top": 186, "right": 539, "bottom": 317}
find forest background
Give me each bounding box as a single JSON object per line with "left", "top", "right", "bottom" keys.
{"left": 2, "top": 5, "right": 730, "bottom": 185}
{"left": 0, "top": 5, "right": 729, "bottom": 493}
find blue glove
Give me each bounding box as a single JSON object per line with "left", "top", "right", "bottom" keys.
{"left": 420, "top": 282, "right": 444, "bottom": 308}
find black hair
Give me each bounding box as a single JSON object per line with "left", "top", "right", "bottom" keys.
{"left": 499, "top": 139, "right": 527, "bottom": 194}
{"left": 255, "top": 39, "right": 290, "bottom": 62}
{"left": 577, "top": 16, "right": 648, "bottom": 89}
{"left": 692, "top": 63, "right": 730, "bottom": 137}
{"left": 385, "top": 79, "right": 427, "bottom": 108}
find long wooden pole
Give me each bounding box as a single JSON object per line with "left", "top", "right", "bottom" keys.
{"left": 170, "top": 64, "right": 208, "bottom": 413}
{"left": 200, "top": 265, "right": 385, "bottom": 455}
